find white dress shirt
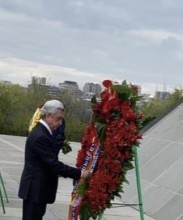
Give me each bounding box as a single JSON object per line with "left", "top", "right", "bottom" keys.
{"left": 39, "top": 119, "right": 52, "bottom": 135}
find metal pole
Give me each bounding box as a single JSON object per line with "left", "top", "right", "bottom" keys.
{"left": 133, "top": 146, "right": 144, "bottom": 220}
{"left": 0, "top": 187, "right": 5, "bottom": 214}
{"left": 0, "top": 172, "right": 8, "bottom": 203}
{"left": 98, "top": 212, "right": 104, "bottom": 220}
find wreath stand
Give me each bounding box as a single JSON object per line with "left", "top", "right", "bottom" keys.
{"left": 97, "top": 146, "right": 145, "bottom": 220}
{"left": 0, "top": 172, "right": 9, "bottom": 214}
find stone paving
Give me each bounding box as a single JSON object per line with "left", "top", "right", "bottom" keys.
{"left": 0, "top": 134, "right": 155, "bottom": 220}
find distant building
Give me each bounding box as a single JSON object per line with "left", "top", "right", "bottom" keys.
{"left": 31, "top": 76, "right": 46, "bottom": 85}
{"left": 28, "top": 83, "right": 63, "bottom": 96}
{"left": 59, "top": 80, "right": 82, "bottom": 97}
{"left": 83, "top": 82, "right": 102, "bottom": 97}
{"left": 137, "top": 93, "right": 152, "bottom": 107}
{"left": 84, "top": 92, "right": 95, "bottom": 99}
{"left": 28, "top": 76, "right": 63, "bottom": 96}
{"left": 0, "top": 80, "right": 12, "bottom": 85}
{"left": 155, "top": 91, "right": 170, "bottom": 100}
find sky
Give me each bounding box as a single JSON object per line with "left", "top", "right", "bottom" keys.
{"left": 0, "top": 0, "right": 183, "bottom": 95}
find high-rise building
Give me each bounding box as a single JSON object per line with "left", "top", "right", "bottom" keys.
{"left": 32, "top": 76, "right": 46, "bottom": 85}
{"left": 59, "top": 81, "right": 82, "bottom": 97}
{"left": 29, "top": 76, "right": 63, "bottom": 96}
{"left": 83, "top": 82, "right": 102, "bottom": 97}
{"left": 155, "top": 91, "right": 170, "bottom": 100}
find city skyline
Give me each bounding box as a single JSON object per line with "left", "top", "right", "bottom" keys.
{"left": 0, "top": 74, "right": 173, "bottom": 97}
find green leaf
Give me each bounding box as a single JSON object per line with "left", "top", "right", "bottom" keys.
{"left": 95, "top": 117, "right": 106, "bottom": 124}
{"left": 79, "top": 204, "right": 92, "bottom": 220}
{"left": 95, "top": 121, "right": 106, "bottom": 143}
{"left": 112, "top": 85, "right": 133, "bottom": 101}
{"left": 123, "top": 161, "right": 134, "bottom": 171}
{"left": 61, "top": 140, "right": 72, "bottom": 154}
{"left": 91, "top": 95, "right": 97, "bottom": 109}
{"left": 111, "top": 110, "right": 121, "bottom": 119}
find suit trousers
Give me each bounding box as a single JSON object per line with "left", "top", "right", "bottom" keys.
{"left": 22, "top": 199, "right": 47, "bottom": 220}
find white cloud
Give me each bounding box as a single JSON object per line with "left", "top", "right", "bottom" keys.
{"left": 0, "top": 57, "right": 102, "bottom": 87}
{"left": 128, "top": 29, "right": 182, "bottom": 44}
{"left": 0, "top": 1, "right": 183, "bottom": 95}
{"left": 0, "top": 57, "right": 177, "bottom": 96}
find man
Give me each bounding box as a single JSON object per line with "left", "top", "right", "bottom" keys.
{"left": 18, "top": 100, "right": 89, "bottom": 220}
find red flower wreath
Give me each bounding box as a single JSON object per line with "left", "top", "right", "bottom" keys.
{"left": 73, "top": 80, "right": 143, "bottom": 220}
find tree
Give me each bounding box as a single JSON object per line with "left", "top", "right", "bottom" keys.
{"left": 141, "top": 87, "right": 183, "bottom": 128}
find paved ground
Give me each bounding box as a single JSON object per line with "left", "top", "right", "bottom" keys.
{"left": 0, "top": 134, "right": 155, "bottom": 220}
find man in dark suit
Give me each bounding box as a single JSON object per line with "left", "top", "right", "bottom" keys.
{"left": 18, "top": 100, "right": 89, "bottom": 220}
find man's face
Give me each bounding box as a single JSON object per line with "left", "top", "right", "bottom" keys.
{"left": 45, "top": 109, "right": 64, "bottom": 131}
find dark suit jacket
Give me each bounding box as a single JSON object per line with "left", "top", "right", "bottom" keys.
{"left": 18, "top": 122, "right": 81, "bottom": 204}
{"left": 52, "top": 118, "right": 65, "bottom": 154}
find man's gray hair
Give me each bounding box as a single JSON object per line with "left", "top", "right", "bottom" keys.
{"left": 40, "top": 100, "right": 64, "bottom": 118}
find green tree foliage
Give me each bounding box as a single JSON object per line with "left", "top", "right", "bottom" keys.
{"left": 1, "top": 84, "right": 182, "bottom": 141}
{"left": 0, "top": 84, "right": 29, "bottom": 135}
{"left": 0, "top": 84, "right": 91, "bottom": 140}
{"left": 141, "top": 87, "right": 183, "bottom": 128}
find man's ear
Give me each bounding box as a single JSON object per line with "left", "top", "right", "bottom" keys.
{"left": 46, "top": 112, "right": 52, "bottom": 119}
